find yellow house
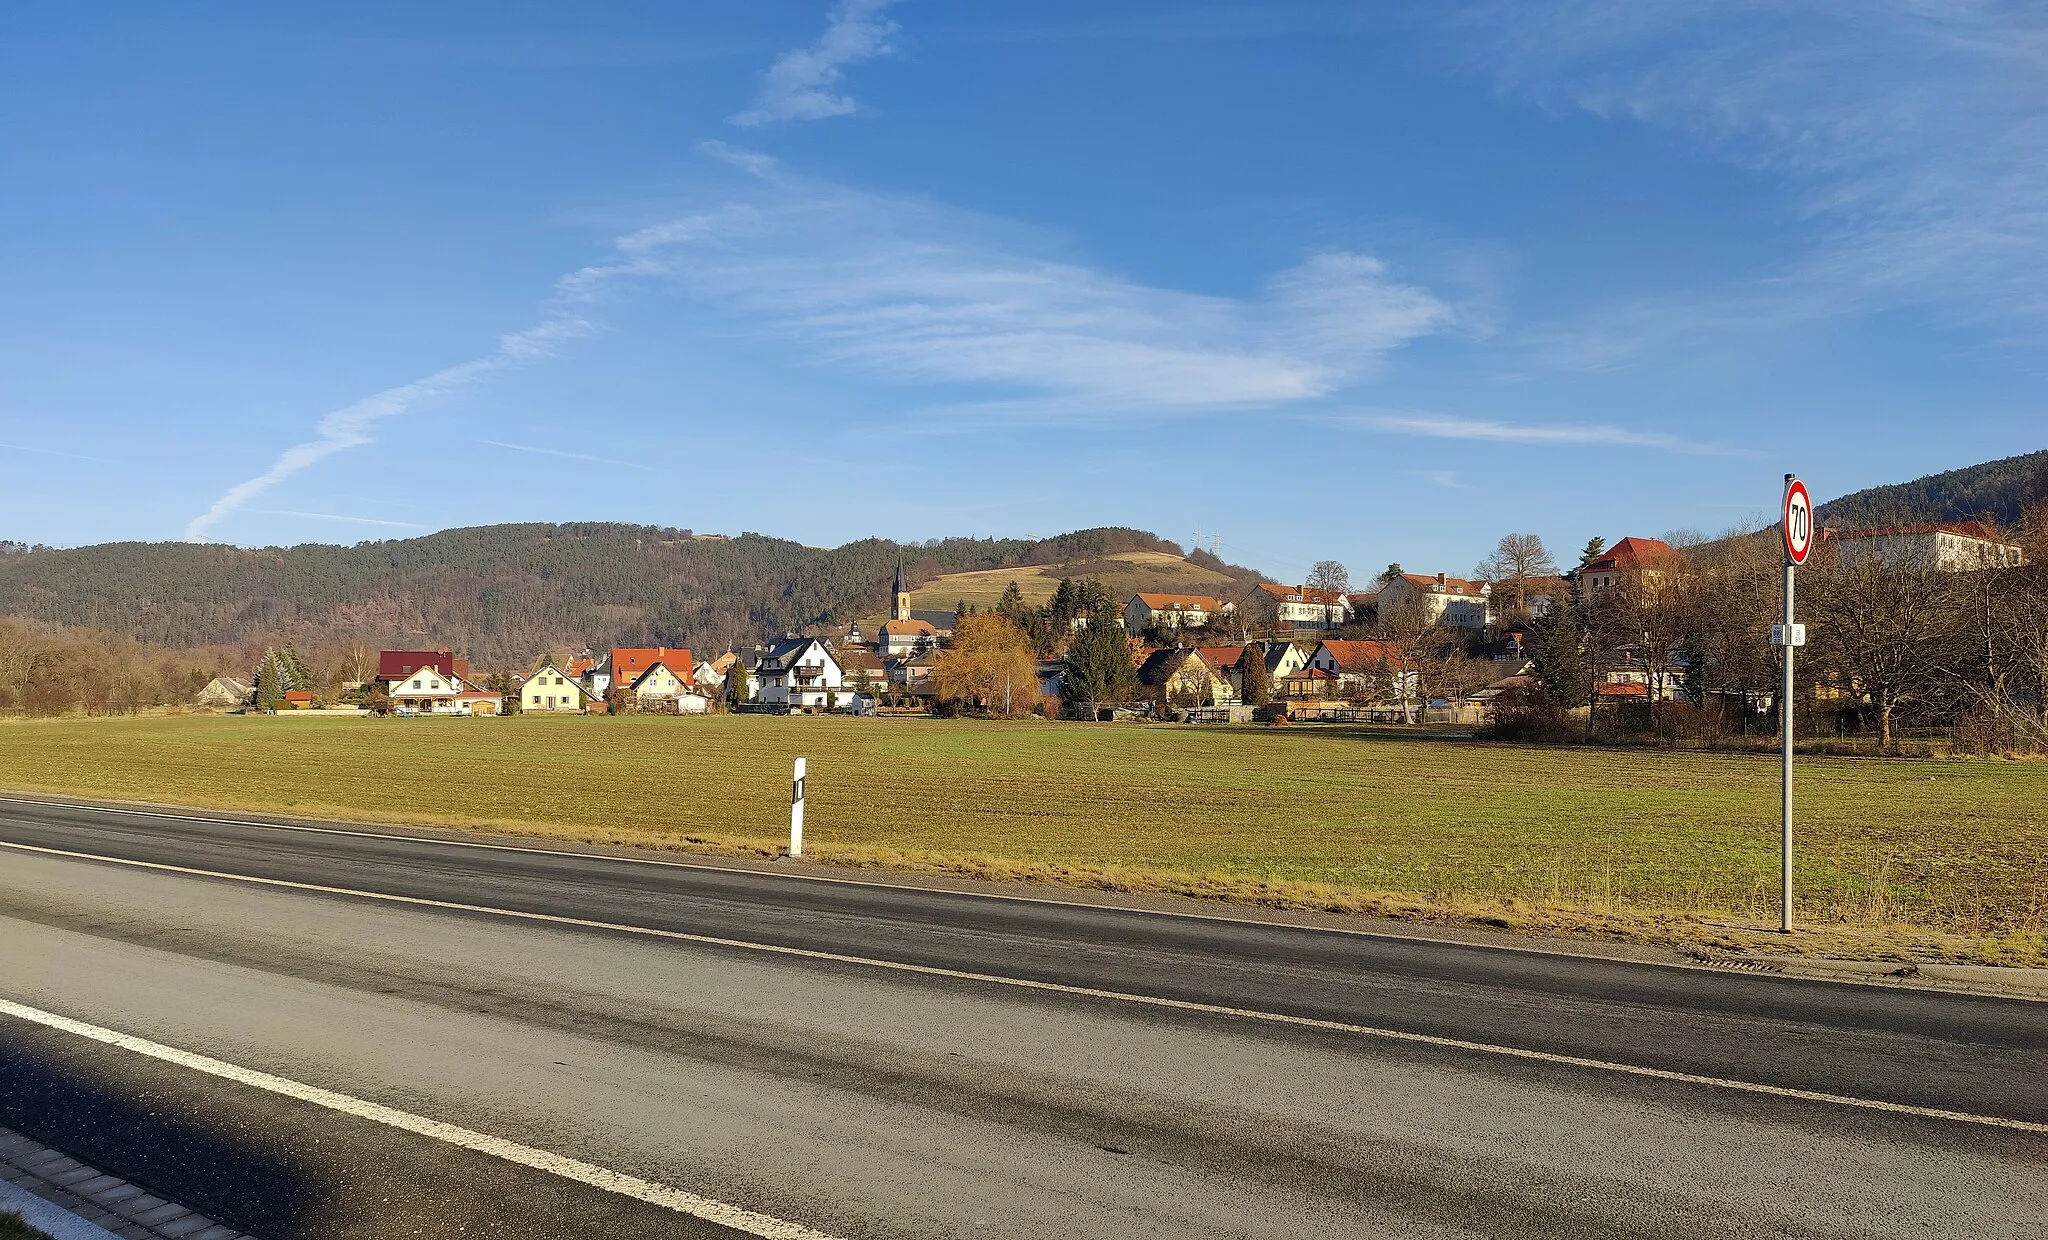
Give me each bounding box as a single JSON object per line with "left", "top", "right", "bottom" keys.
{"left": 522, "top": 664, "right": 596, "bottom": 714}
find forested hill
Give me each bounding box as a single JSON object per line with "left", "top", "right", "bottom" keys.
{"left": 1817, "top": 448, "right": 2048, "bottom": 529}
{"left": 0, "top": 523, "right": 1258, "bottom": 663}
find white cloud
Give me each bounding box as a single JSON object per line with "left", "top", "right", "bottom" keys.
{"left": 1339, "top": 410, "right": 1753, "bottom": 456}
{"left": 731, "top": 0, "right": 901, "bottom": 127}
{"left": 184, "top": 316, "right": 590, "bottom": 542}
{"left": 1453, "top": 1, "right": 2048, "bottom": 349}
{"left": 187, "top": 152, "right": 1456, "bottom": 540}
{"left": 481, "top": 439, "right": 654, "bottom": 471}
{"left": 617, "top": 166, "right": 1456, "bottom": 420}
{"left": 253, "top": 510, "right": 425, "bottom": 529}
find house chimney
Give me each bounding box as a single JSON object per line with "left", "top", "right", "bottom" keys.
{"left": 1435, "top": 572, "right": 1447, "bottom": 588}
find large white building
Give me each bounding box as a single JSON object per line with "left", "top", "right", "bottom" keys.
{"left": 1126, "top": 592, "right": 1229, "bottom": 633}
{"left": 1829, "top": 522, "right": 2024, "bottom": 572}
{"left": 752, "top": 637, "right": 847, "bottom": 709}
{"left": 1374, "top": 573, "right": 1492, "bottom": 630}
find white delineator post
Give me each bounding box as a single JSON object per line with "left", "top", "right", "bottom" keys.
{"left": 790, "top": 757, "right": 806, "bottom": 858}
{"left": 1774, "top": 475, "right": 1813, "bottom": 934}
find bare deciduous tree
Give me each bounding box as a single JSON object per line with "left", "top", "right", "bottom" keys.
{"left": 1475, "top": 534, "right": 1558, "bottom": 614}
{"left": 1307, "top": 560, "right": 1350, "bottom": 593}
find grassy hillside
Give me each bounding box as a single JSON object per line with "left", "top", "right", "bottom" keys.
{"left": 1817, "top": 448, "right": 2048, "bottom": 529}
{"left": 2, "top": 713, "right": 2042, "bottom": 965}
{"left": 907, "top": 550, "right": 1243, "bottom": 612}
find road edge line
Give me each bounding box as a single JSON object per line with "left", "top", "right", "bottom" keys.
{"left": 0, "top": 997, "right": 845, "bottom": 1240}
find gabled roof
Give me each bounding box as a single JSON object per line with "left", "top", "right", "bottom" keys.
{"left": 880, "top": 618, "right": 937, "bottom": 636}
{"left": 379, "top": 649, "right": 457, "bottom": 680}
{"left": 1585, "top": 537, "right": 1680, "bottom": 573}
{"left": 1314, "top": 639, "right": 1402, "bottom": 671}
{"left": 628, "top": 659, "right": 691, "bottom": 690}
{"left": 837, "top": 648, "right": 887, "bottom": 674}
{"left": 1519, "top": 575, "right": 1572, "bottom": 596}
{"left": 607, "top": 647, "right": 693, "bottom": 689}
{"left": 1136, "top": 647, "right": 1198, "bottom": 686}
{"left": 1131, "top": 592, "right": 1225, "bottom": 610}
{"left": 1195, "top": 645, "right": 1248, "bottom": 671}
{"left": 1258, "top": 584, "right": 1347, "bottom": 606}
{"left": 1391, "top": 573, "right": 1489, "bottom": 597}
{"left": 565, "top": 657, "right": 595, "bottom": 677}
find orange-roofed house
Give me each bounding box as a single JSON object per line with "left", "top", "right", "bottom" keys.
{"left": 601, "top": 647, "right": 695, "bottom": 706}
{"left": 1374, "top": 573, "right": 1493, "bottom": 630}
{"left": 1126, "top": 592, "right": 1230, "bottom": 634}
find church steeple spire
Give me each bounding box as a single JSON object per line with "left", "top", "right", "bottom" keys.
{"left": 893, "top": 552, "right": 911, "bottom": 621}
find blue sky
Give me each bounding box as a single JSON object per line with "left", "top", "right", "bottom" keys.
{"left": 2, "top": 1, "right": 2043, "bottom": 584}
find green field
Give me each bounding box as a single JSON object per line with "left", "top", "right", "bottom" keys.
{"left": 2, "top": 714, "right": 2044, "bottom": 964}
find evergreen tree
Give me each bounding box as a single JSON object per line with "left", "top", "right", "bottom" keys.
{"left": 995, "top": 581, "right": 1030, "bottom": 631}
{"left": 254, "top": 649, "right": 286, "bottom": 711}
{"left": 1061, "top": 622, "right": 1137, "bottom": 717}
{"left": 1579, "top": 537, "right": 1607, "bottom": 566}
{"left": 1241, "top": 641, "right": 1272, "bottom": 706}
{"left": 728, "top": 660, "right": 750, "bottom": 707}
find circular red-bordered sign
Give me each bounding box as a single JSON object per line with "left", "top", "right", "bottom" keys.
{"left": 1783, "top": 477, "right": 1813, "bottom": 565}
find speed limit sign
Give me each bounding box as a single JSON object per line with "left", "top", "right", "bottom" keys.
{"left": 1782, "top": 477, "right": 1813, "bottom": 566}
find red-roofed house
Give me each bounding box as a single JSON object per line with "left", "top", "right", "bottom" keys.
{"left": 1126, "top": 593, "right": 1230, "bottom": 633}
{"left": 1826, "top": 522, "right": 2023, "bottom": 572}
{"left": 1374, "top": 574, "right": 1492, "bottom": 630}
{"left": 1578, "top": 537, "right": 1682, "bottom": 601}
{"left": 1257, "top": 583, "right": 1351, "bottom": 631}
{"left": 378, "top": 649, "right": 459, "bottom": 683}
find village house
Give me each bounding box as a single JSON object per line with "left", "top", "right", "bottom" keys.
{"left": 1577, "top": 537, "right": 1681, "bottom": 601}
{"left": 1510, "top": 575, "right": 1573, "bottom": 618}
{"left": 1137, "top": 647, "right": 1231, "bottom": 707}
{"left": 1375, "top": 574, "right": 1493, "bottom": 630}
{"left": 193, "top": 676, "right": 251, "bottom": 709}
{"left": 378, "top": 649, "right": 478, "bottom": 713}
{"left": 1257, "top": 584, "right": 1350, "bottom": 631}
{"left": 836, "top": 647, "right": 888, "bottom": 694}
{"left": 621, "top": 650, "right": 701, "bottom": 710}
{"left": 752, "top": 636, "right": 847, "bottom": 710}
{"left": 1305, "top": 639, "right": 1413, "bottom": 700}
{"left": 1828, "top": 522, "right": 2024, "bottom": 572}
{"left": 521, "top": 662, "right": 596, "bottom": 713}
{"left": 1193, "top": 646, "right": 1250, "bottom": 703}
{"left": 1126, "top": 592, "right": 1230, "bottom": 633}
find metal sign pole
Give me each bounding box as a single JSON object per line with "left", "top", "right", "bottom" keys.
{"left": 1773, "top": 472, "right": 1812, "bottom": 934}
{"left": 1780, "top": 556, "right": 1795, "bottom": 934}
{"left": 791, "top": 756, "right": 806, "bottom": 858}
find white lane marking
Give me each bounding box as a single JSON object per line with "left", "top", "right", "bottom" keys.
{"left": 0, "top": 793, "right": 1675, "bottom": 967}
{"left": 4, "top": 836, "right": 2046, "bottom": 1137}
{"left": 0, "top": 996, "right": 846, "bottom": 1240}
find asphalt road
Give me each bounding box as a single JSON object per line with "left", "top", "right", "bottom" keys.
{"left": 0, "top": 795, "right": 2042, "bottom": 1239}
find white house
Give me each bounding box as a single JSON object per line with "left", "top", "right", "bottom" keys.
{"left": 387, "top": 664, "right": 467, "bottom": 713}
{"left": 521, "top": 664, "right": 597, "bottom": 713}
{"left": 1126, "top": 593, "right": 1229, "bottom": 633}
{"left": 753, "top": 637, "right": 847, "bottom": 709}
{"left": 627, "top": 658, "right": 696, "bottom": 705}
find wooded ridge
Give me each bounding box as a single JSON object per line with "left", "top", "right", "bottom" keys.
{"left": 0, "top": 523, "right": 1261, "bottom": 663}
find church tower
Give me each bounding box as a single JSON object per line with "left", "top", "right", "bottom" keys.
{"left": 893, "top": 555, "right": 911, "bottom": 622}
